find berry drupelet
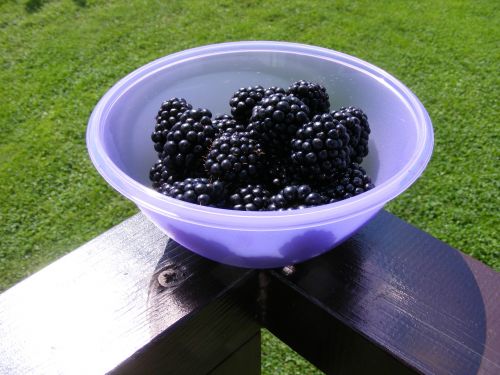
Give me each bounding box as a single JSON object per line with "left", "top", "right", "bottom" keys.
{"left": 268, "top": 184, "right": 325, "bottom": 211}
{"left": 205, "top": 131, "right": 265, "bottom": 183}
{"left": 161, "top": 108, "right": 216, "bottom": 173}
{"left": 229, "top": 86, "right": 266, "bottom": 123}
{"left": 321, "top": 163, "right": 375, "bottom": 203}
{"left": 287, "top": 80, "right": 330, "bottom": 115}
{"left": 228, "top": 184, "right": 272, "bottom": 211}
{"left": 151, "top": 98, "right": 193, "bottom": 154}
{"left": 290, "top": 113, "right": 351, "bottom": 182}
{"left": 159, "top": 177, "right": 226, "bottom": 207}
{"left": 331, "top": 106, "right": 370, "bottom": 163}
{"left": 248, "top": 93, "right": 310, "bottom": 154}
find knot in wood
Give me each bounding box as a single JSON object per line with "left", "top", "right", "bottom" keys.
{"left": 157, "top": 266, "right": 187, "bottom": 288}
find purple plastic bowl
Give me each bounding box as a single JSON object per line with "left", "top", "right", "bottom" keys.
{"left": 86, "top": 41, "right": 433, "bottom": 268}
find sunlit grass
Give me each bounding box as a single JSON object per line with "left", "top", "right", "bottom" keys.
{"left": 1, "top": 1, "right": 498, "bottom": 373}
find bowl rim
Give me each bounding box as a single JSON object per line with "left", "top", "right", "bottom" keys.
{"left": 86, "top": 41, "right": 433, "bottom": 230}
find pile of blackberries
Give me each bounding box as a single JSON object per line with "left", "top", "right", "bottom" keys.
{"left": 148, "top": 81, "right": 374, "bottom": 211}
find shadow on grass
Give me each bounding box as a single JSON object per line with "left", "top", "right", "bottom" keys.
{"left": 73, "top": 0, "right": 87, "bottom": 7}
{"left": 25, "top": 0, "right": 44, "bottom": 13}
{"left": 25, "top": 0, "right": 86, "bottom": 13}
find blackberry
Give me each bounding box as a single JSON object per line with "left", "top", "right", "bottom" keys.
{"left": 266, "top": 157, "right": 301, "bottom": 190}
{"left": 149, "top": 159, "right": 181, "bottom": 190}
{"left": 205, "top": 131, "right": 264, "bottom": 183}
{"left": 213, "top": 114, "right": 246, "bottom": 134}
{"left": 161, "top": 108, "right": 216, "bottom": 172}
{"left": 287, "top": 80, "right": 330, "bottom": 115}
{"left": 290, "top": 113, "right": 350, "bottom": 182}
{"left": 268, "top": 184, "right": 325, "bottom": 211}
{"left": 159, "top": 177, "right": 226, "bottom": 207}
{"left": 248, "top": 93, "right": 310, "bottom": 154}
{"left": 321, "top": 163, "right": 375, "bottom": 203}
{"left": 151, "top": 98, "right": 193, "bottom": 154}
{"left": 229, "top": 86, "right": 266, "bottom": 123}
{"left": 228, "top": 184, "right": 272, "bottom": 211}
{"left": 331, "top": 106, "right": 370, "bottom": 163}
{"left": 264, "top": 86, "right": 286, "bottom": 96}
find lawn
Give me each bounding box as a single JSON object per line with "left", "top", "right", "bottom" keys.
{"left": 1, "top": 0, "right": 498, "bottom": 373}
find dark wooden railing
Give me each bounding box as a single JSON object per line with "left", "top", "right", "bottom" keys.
{"left": 0, "top": 211, "right": 499, "bottom": 374}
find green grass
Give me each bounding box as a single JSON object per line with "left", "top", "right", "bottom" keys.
{"left": 0, "top": 0, "right": 498, "bottom": 373}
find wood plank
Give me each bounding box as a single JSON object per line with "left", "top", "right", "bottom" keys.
{"left": 209, "top": 333, "right": 261, "bottom": 375}
{"left": 110, "top": 248, "right": 259, "bottom": 374}
{"left": 0, "top": 214, "right": 257, "bottom": 375}
{"left": 264, "top": 211, "right": 500, "bottom": 375}
{"left": 1, "top": 211, "right": 498, "bottom": 374}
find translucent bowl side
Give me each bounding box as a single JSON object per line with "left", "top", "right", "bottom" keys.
{"left": 140, "top": 203, "right": 383, "bottom": 268}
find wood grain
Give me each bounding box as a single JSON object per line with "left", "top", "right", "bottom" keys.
{"left": 111, "top": 240, "right": 259, "bottom": 374}
{"left": 0, "top": 215, "right": 258, "bottom": 374}
{"left": 265, "top": 211, "right": 500, "bottom": 375}
{"left": 0, "top": 211, "right": 498, "bottom": 374}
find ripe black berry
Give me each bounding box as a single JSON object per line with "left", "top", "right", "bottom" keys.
{"left": 161, "top": 108, "right": 216, "bottom": 173}
{"left": 287, "top": 80, "right": 330, "bottom": 115}
{"left": 265, "top": 157, "right": 301, "bottom": 190}
{"left": 151, "top": 98, "right": 193, "bottom": 154}
{"left": 205, "top": 131, "right": 264, "bottom": 183}
{"left": 331, "top": 106, "right": 370, "bottom": 163}
{"left": 264, "top": 86, "right": 286, "bottom": 96}
{"left": 248, "top": 93, "right": 310, "bottom": 155}
{"left": 291, "top": 113, "right": 350, "bottom": 182}
{"left": 159, "top": 177, "right": 226, "bottom": 207}
{"left": 149, "top": 159, "right": 182, "bottom": 189}
{"left": 321, "top": 163, "right": 375, "bottom": 202}
{"left": 229, "top": 86, "right": 266, "bottom": 123}
{"left": 213, "top": 114, "right": 246, "bottom": 134}
{"left": 228, "top": 184, "right": 272, "bottom": 211}
{"left": 268, "top": 184, "right": 325, "bottom": 210}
